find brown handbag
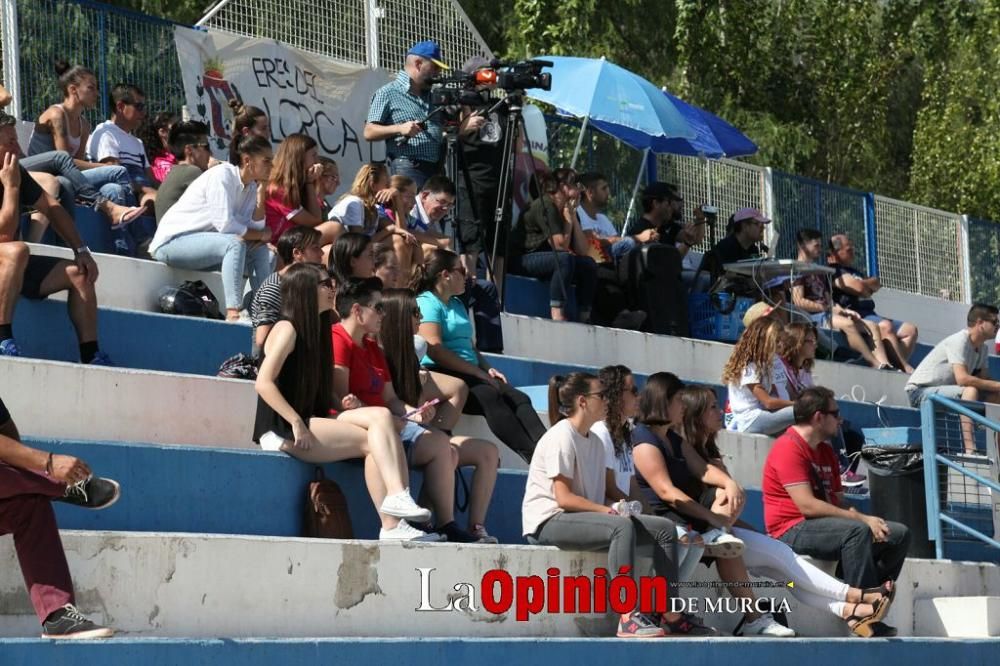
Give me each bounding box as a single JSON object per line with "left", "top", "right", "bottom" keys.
{"left": 303, "top": 467, "right": 354, "bottom": 539}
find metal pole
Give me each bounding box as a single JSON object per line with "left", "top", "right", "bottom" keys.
{"left": 196, "top": 0, "right": 236, "bottom": 26}
{"left": 569, "top": 114, "right": 589, "bottom": 170}
{"left": 920, "top": 397, "right": 943, "bottom": 559}
{"left": 364, "top": 0, "right": 380, "bottom": 69}
{"left": 959, "top": 214, "right": 973, "bottom": 304}
{"left": 623, "top": 148, "right": 649, "bottom": 230}
{"left": 1, "top": 0, "right": 21, "bottom": 119}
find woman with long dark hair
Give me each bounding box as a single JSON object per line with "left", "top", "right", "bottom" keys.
{"left": 140, "top": 111, "right": 179, "bottom": 183}
{"left": 523, "top": 372, "right": 713, "bottom": 637}
{"left": 265, "top": 133, "right": 342, "bottom": 246}
{"left": 381, "top": 287, "right": 499, "bottom": 542}
{"left": 416, "top": 248, "right": 546, "bottom": 462}
{"left": 595, "top": 365, "right": 706, "bottom": 586}
{"left": 329, "top": 231, "right": 376, "bottom": 282}
{"left": 253, "top": 263, "right": 432, "bottom": 539}
{"left": 633, "top": 375, "right": 892, "bottom": 637}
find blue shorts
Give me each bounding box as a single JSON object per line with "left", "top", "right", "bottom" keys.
{"left": 399, "top": 420, "right": 429, "bottom": 464}
{"left": 863, "top": 314, "right": 904, "bottom": 333}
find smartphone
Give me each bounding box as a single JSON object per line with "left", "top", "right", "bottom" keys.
{"left": 404, "top": 398, "right": 441, "bottom": 419}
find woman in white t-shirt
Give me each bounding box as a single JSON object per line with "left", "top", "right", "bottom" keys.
{"left": 522, "top": 372, "right": 716, "bottom": 638}
{"left": 721, "top": 317, "right": 794, "bottom": 435}
{"left": 149, "top": 135, "right": 276, "bottom": 320}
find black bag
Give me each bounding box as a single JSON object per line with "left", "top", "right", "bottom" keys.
{"left": 218, "top": 353, "right": 258, "bottom": 380}
{"left": 159, "top": 280, "right": 224, "bottom": 319}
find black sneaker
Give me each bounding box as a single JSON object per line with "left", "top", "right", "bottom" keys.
{"left": 437, "top": 521, "right": 477, "bottom": 543}
{"left": 42, "top": 604, "right": 114, "bottom": 639}
{"left": 55, "top": 476, "right": 121, "bottom": 510}
{"left": 871, "top": 621, "right": 898, "bottom": 637}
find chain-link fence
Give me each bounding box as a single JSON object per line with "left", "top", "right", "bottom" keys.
{"left": 201, "top": 0, "right": 491, "bottom": 69}
{"left": 874, "top": 195, "right": 965, "bottom": 302}
{"left": 14, "top": 0, "right": 186, "bottom": 124}
{"left": 658, "top": 154, "right": 769, "bottom": 252}
{"left": 967, "top": 217, "right": 1000, "bottom": 306}
{"left": 772, "top": 171, "right": 870, "bottom": 270}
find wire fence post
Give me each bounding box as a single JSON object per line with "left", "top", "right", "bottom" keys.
{"left": 864, "top": 192, "right": 878, "bottom": 277}
{"left": 97, "top": 9, "right": 108, "bottom": 120}
{"left": 364, "top": 0, "right": 380, "bottom": 69}
{"left": 763, "top": 166, "right": 776, "bottom": 249}
{"left": 960, "top": 214, "right": 973, "bottom": 304}
{"left": 1, "top": 0, "right": 21, "bottom": 118}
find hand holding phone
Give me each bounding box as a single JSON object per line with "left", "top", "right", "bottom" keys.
{"left": 405, "top": 398, "right": 441, "bottom": 419}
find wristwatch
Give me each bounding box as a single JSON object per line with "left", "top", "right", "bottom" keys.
{"left": 74, "top": 245, "right": 91, "bottom": 255}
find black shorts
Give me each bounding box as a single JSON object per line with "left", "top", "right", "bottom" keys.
{"left": 21, "top": 255, "right": 65, "bottom": 300}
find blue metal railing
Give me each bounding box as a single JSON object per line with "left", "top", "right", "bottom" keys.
{"left": 920, "top": 394, "right": 1000, "bottom": 558}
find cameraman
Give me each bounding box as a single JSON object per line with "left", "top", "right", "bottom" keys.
{"left": 365, "top": 41, "right": 484, "bottom": 190}
{"left": 455, "top": 57, "right": 505, "bottom": 279}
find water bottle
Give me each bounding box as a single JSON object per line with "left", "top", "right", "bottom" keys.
{"left": 612, "top": 500, "right": 643, "bottom": 517}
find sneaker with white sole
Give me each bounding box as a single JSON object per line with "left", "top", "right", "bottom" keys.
{"left": 471, "top": 524, "right": 499, "bottom": 544}
{"left": 380, "top": 520, "right": 445, "bottom": 542}
{"left": 616, "top": 611, "right": 665, "bottom": 638}
{"left": 0, "top": 338, "right": 21, "bottom": 357}
{"left": 41, "top": 604, "right": 113, "bottom": 639}
{"left": 701, "top": 528, "right": 745, "bottom": 558}
{"left": 742, "top": 613, "right": 796, "bottom": 637}
{"left": 379, "top": 488, "right": 432, "bottom": 523}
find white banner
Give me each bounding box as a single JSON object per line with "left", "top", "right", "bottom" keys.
{"left": 174, "top": 26, "right": 390, "bottom": 193}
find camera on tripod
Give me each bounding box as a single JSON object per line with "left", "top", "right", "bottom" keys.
{"left": 429, "top": 59, "right": 553, "bottom": 110}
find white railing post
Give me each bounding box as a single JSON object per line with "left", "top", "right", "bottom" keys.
{"left": 364, "top": 0, "right": 381, "bottom": 69}
{"left": 196, "top": 0, "right": 235, "bottom": 26}
{"left": 763, "top": 165, "right": 776, "bottom": 249}
{"left": 960, "top": 214, "right": 973, "bottom": 304}
{"left": 1, "top": 0, "right": 21, "bottom": 119}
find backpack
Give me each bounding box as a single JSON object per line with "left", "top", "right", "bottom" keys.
{"left": 159, "top": 280, "right": 224, "bottom": 319}
{"left": 303, "top": 467, "right": 353, "bottom": 539}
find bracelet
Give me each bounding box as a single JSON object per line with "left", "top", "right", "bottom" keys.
{"left": 45, "top": 452, "right": 54, "bottom": 475}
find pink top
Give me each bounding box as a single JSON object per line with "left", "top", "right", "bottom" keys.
{"left": 151, "top": 152, "right": 177, "bottom": 183}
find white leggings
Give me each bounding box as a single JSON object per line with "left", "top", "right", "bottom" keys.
{"left": 676, "top": 526, "right": 707, "bottom": 581}
{"left": 732, "top": 527, "right": 849, "bottom": 617}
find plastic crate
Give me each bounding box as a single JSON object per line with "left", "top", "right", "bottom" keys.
{"left": 688, "top": 293, "right": 754, "bottom": 342}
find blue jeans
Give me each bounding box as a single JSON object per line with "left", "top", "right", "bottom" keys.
{"left": 20, "top": 150, "right": 133, "bottom": 207}
{"left": 778, "top": 517, "right": 911, "bottom": 588}
{"left": 388, "top": 156, "right": 440, "bottom": 191}
{"left": 152, "top": 232, "right": 274, "bottom": 309}
{"left": 609, "top": 236, "right": 637, "bottom": 258}
{"left": 514, "top": 250, "right": 597, "bottom": 316}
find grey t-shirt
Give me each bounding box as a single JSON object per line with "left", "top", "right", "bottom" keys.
{"left": 907, "top": 330, "right": 988, "bottom": 389}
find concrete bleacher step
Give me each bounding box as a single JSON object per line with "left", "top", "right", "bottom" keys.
{"left": 914, "top": 596, "right": 1000, "bottom": 637}
{"left": 1, "top": 530, "right": 998, "bottom": 640}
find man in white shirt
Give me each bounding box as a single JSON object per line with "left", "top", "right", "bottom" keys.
{"left": 86, "top": 83, "right": 157, "bottom": 211}
{"left": 906, "top": 303, "right": 1000, "bottom": 453}
{"left": 577, "top": 172, "right": 657, "bottom": 262}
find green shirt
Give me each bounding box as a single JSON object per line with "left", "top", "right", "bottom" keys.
{"left": 514, "top": 195, "right": 563, "bottom": 255}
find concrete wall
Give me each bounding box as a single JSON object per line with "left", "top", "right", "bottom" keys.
{"left": 874, "top": 288, "right": 970, "bottom": 346}
{"left": 0, "top": 358, "right": 256, "bottom": 447}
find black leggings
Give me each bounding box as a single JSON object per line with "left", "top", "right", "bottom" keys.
{"left": 433, "top": 367, "right": 546, "bottom": 462}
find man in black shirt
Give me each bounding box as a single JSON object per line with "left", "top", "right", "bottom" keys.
{"left": 0, "top": 111, "right": 109, "bottom": 363}
{"left": 620, "top": 182, "right": 706, "bottom": 336}
{"left": 698, "top": 207, "right": 770, "bottom": 284}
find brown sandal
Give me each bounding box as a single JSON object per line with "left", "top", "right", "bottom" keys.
{"left": 845, "top": 601, "right": 884, "bottom": 638}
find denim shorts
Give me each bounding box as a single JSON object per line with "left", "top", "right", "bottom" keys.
{"left": 863, "top": 313, "right": 904, "bottom": 333}
{"left": 400, "top": 420, "right": 429, "bottom": 464}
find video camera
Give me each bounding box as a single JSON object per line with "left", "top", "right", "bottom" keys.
{"left": 429, "top": 59, "right": 553, "bottom": 108}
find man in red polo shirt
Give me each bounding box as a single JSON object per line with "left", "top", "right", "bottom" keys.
{"left": 762, "top": 386, "right": 910, "bottom": 634}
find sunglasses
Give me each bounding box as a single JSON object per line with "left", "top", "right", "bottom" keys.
{"left": 317, "top": 277, "right": 335, "bottom": 290}
{"left": 364, "top": 302, "right": 386, "bottom": 315}
{"left": 193, "top": 141, "right": 211, "bottom": 150}
{"left": 125, "top": 101, "right": 147, "bottom": 111}
{"left": 818, "top": 408, "right": 841, "bottom": 418}
{"left": 584, "top": 390, "right": 608, "bottom": 400}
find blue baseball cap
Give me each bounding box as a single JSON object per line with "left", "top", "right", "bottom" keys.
{"left": 407, "top": 40, "right": 449, "bottom": 69}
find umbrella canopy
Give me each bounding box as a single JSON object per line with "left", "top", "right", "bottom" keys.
{"left": 527, "top": 56, "right": 696, "bottom": 165}
{"left": 585, "top": 90, "right": 757, "bottom": 158}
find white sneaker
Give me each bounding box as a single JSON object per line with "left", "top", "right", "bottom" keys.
{"left": 702, "top": 528, "right": 745, "bottom": 559}
{"left": 380, "top": 489, "right": 432, "bottom": 523}
{"left": 379, "top": 520, "right": 444, "bottom": 542}
{"left": 742, "top": 613, "right": 796, "bottom": 637}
